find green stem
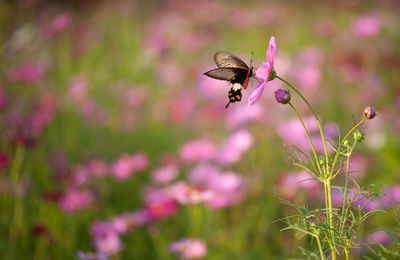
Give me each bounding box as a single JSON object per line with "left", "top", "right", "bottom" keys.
{"left": 326, "top": 179, "right": 336, "bottom": 260}
{"left": 339, "top": 142, "right": 356, "bottom": 237}
{"left": 277, "top": 76, "right": 329, "bottom": 176}
{"left": 331, "top": 118, "right": 366, "bottom": 174}
{"left": 288, "top": 102, "right": 322, "bottom": 174}
{"left": 315, "top": 235, "right": 325, "bottom": 260}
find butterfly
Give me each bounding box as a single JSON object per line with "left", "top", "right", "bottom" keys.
{"left": 204, "top": 51, "right": 255, "bottom": 108}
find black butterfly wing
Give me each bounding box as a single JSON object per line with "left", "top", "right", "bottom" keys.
{"left": 214, "top": 51, "right": 249, "bottom": 70}
{"left": 204, "top": 68, "right": 248, "bottom": 83}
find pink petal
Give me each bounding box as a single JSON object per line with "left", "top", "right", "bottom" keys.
{"left": 266, "top": 36, "right": 277, "bottom": 67}
{"left": 248, "top": 81, "right": 266, "bottom": 107}
{"left": 255, "top": 62, "right": 271, "bottom": 81}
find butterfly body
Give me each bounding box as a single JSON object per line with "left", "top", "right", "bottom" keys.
{"left": 204, "top": 51, "right": 254, "bottom": 108}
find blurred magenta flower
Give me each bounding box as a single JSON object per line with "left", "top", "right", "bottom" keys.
{"left": 131, "top": 152, "right": 149, "bottom": 172}
{"left": 351, "top": 14, "right": 381, "bottom": 38}
{"left": 169, "top": 238, "right": 207, "bottom": 259}
{"left": 71, "top": 165, "right": 90, "bottom": 186}
{"left": 90, "top": 220, "right": 123, "bottom": 256}
{"left": 381, "top": 184, "right": 400, "bottom": 208}
{"left": 9, "top": 63, "right": 44, "bottom": 84}
{"left": 111, "top": 153, "right": 148, "bottom": 180}
{"left": 277, "top": 171, "right": 320, "bottom": 200}
{"left": 365, "top": 231, "right": 391, "bottom": 245}
{"left": 293, "top": 48, "right": 323, "bottom": 93}
{"left": 93, "top": 231, "right": 123, "bottom": 256}
{"left": 168, "top": 92, "right": 196, "bottom": 123}
{"left": 59, "top": 188, "right": 94, "bottom": 213}
{"left": 278, "top": 116, "right": 337, "bottom": 154}
{"left": 123, "top": 87, "right": 146, "bottom": 108}
{"left": 188, "top": 164, "right": 221, "bottom": 187}
{"left": 179, "top": 139, "right": 217, "bottom": 163}
{"left": 248, "top": 36, "right": 277, "bottom": 107}
{"left": 144, "top": 187, "right": 178, "bottom": 220}
{"left": 216, "top": 130, "right": 253, "bottom": 166}
{"left": 0, "top": 152, "right": 9, "bottom": 171}
{"left": 225, "top": 102, "right": 264, "bottom": 129}
{"left": 166, "top": 181, "right": 213, "bottom": 205}
{"left": 151, "top": 164, "right": 179, "bottom": 185}
{"left": 43, "top": 13, "right": 71, "bottom": 37}
{"left": 87, "top": 159, "right": 108, "bottom": 177}
{"left": 207, "top": 171, "right": 245, "bottom": 209}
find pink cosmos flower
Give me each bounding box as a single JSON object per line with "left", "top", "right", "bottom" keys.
{"left": 9, "top": 63, "right": 44, "bottom": 84}
{"left": 365, "top": 231, "right": 391, "bottom": 245}
{"left": 90, "top": 220, "right": 123, "bottom": 256}
{"left": 151, "top": 164, "right": 179, "bottom": 185}
{"left": 179, "top": 138, "right": 217, "bottom": 163}
{"left": 206, "top": 171, "right": 246, "bottom": 209}
{"left": 277, "top": 171, "right": 320, "bottom": 200}
{"left": 169, "top": 238, "right": 207, "bottom": 259}
{"left": 131, "top": 152, "right": 149, "bottom": 172}
{"left": 216, "top": 130, "right": 253, "bottom": 166}
{"left": 165, "top": 182, "right": 213, "bottom": 205}
{"left": 351, "top": 14, "right": 381, "bottom": 38}
{"left": 111, "top": 153, "right": 147, "bottom": 180}
{"left": 59, "top": 188, "right": 94, "bottom": 213}
{"left": 248, "top": 36, "right": 277, "bottom": 107}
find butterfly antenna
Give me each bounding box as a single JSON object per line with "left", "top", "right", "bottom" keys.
{"left": 225, "top": 100, "right": 231, "bottom": 109}
{"left": 250, "top": 52, "right": 254, "bottom": 67}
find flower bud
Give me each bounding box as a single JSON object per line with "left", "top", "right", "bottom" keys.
{"left": 343, "top": 139, "right": 350, "bottom": 147}
{"left": 353, "top": 130, "right": 365, "bottom": 142}
{"left": 363, "top": 107, "right": 376, "bottom": 119}
{"left": 274, "top": 89, "right": 290, "bottom": 104}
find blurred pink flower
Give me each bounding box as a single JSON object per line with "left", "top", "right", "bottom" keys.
{"left": 336, "top": 187, "right": 381, "bottom": 212}
{"left": 207, "top": 171, "right": 245, "bottom": 209}
{"left": 123, "top": 87, "right": 146, "bottom": 108}
{"left": 59, "top": 188, "right": 94, "bottom": 213}
{"left": 87, "top": 159, "right": 108, "bottom": 177}
{"left": 365, "top": 231, "right": 391, "bottom": 245}
{"left": 90, "top": 220, "right": 123, "bottom": 256}
{"left": 144, "top": 188, "right": 178, "bottom": 220}
{"left": 197, "top": 69, "right": 226, "bottom": 99}
{"left": 71, "top": 165, "right": 90, "bottom": 186}
{"left": 165, "top": 182, "right": 213, "bottom": 205}
{"left": 216, "top": 130, "right": 253, "bottom": 166}
{"left": 278, "top": 116, "right": 337, "bottom": 154}
{"left": 278, "top": 171, "right": 320, "bottom": 200}
{"left": 351, "top": 14, "right": 381, "bottom": 38}
{"left": 225, "top": 102, "right": 264, "bottom": 129}
{"left": 188, "top": 164, "right": 221, "bottom": 187}
{"left": 179, "top": 139, "right": 217, "bottom": 163}
{"left": 248, "top": 36, "right": 277, "bottom": 107}
{"left": 43, "top": 13, "right": 71, "bottom": 37}
{"left": 30, "top": 94, "right": 58, "bottom": 136}
{"left": 381, "top": 184, "right": 400, "bottom": 208}
{"left": 151, "top": 164, "right": 179, "bottom": 185}
{"left": 168, "top": 92, "right": 195, "bottom": 123}
{"left": 0, "top": 153, "right": 9, "bottom": 171}
{"left": 9, "top": 63, "right": 44, "bottom": 84}
{"left": 111, "top": 153, "right": 147, "bottom": 180}
{"left": 69, "top": 76, "right": 89, "bottom": 101}
{"left": 345, "top": 154, "right": 367, "bottom": 179}
{"left": 169, "top": 238, "right": 207, "bottom": 259}
{"left": 293, "top": 48, "right": 323, "bottom": 93}
{"left": 131, "top": 152, "right": 149, "bottom": 172}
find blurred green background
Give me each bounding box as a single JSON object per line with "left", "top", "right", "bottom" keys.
{"left": 1, "top": 0, "right": 399, "bottom": 259}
